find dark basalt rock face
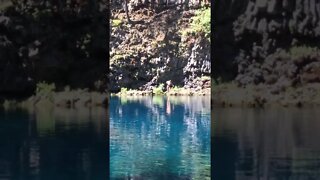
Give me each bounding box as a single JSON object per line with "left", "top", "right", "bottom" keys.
{"left": 213, "top": 0, "right": 249, "bottom": 81}
{"left": 214, "top": 0, "right": 320, "bottom": 88}
{"left": 110, "top": 8, "right": 210, "bottom": 92}
{"left": 183, "top": 35, "right": 211, "bottom": 88}
{"left": 0, "top": 1, "right": 108, "bottom": 97}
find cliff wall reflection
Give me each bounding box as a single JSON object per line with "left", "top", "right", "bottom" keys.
{"left": 0, "top": 106, "right": 107, "bottom": 180}
{"left": 213, "top": 108, "right": 320, "bottom": 180}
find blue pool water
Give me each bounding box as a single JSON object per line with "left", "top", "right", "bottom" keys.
{"left": 110, "top": 96, "right": 211, "bottom": 180}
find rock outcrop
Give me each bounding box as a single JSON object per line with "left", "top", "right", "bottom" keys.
{"left": 214, "top": 0, "right": 320, "bottom": 88}
{"left": 0, "top": 1, "right": 107, "bottom": 97}
{"left": 110, "top": 7, "right": 211, "bottom": 92}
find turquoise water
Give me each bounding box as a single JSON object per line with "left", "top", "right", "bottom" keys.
{"left": 110, "top": 96, "right": 211, "bottom": 179}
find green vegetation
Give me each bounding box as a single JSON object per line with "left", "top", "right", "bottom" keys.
{"left": 110, "top": 54, "right": 126, "bottom": 63}
{"left": 36, "top": 82, "right": 56, "bottom": 101}
{"left": 191, "top": 7, "right": 210, "bottom": 38}
{"left": 153, "top": 83, "right": 165, "bottom": 95}
{"left": 112, "top": 19, "right": 122, "bottom": 27}
{"left": 181, "top": 7, "right": 211, "bottom": 41}
{"left": 277, "top": 46, "right": 319, "bottom": 60}
{"left": 171, "top": 86, "right": 185, "bottom": 93}
{"left": 120, "top": 87, "right": 128, "bottom": 94}
{"left": 288, "top": 46, "right": 318, "bottom": 58}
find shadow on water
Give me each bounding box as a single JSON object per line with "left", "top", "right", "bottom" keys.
{"left": 212, "top": 107, "right": 320, "bottom": 180}
{"left": 0, "top": 106, "right": 108, "bottom": 180}
{"left": 110, "top": 96, "right": 211, "bottom": 180}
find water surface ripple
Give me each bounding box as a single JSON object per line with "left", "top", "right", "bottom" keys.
{"left": 213, "top": 107, "right": 320, "bottom": 180}
{"left": 110, "top": 96, "right": 211, "bottom": 180}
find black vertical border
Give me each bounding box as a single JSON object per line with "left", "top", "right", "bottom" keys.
{"left": 210, "top": 0, "right": 214, "bottom": 179}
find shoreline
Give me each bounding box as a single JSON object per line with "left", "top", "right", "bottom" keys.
{"left": 212, "top": 83, "right": 320, "bottom": 108}
{"left": 4, "top": 82, "right": 320, "bottom": 108}
{"left": 0, "top": 87, "right": 211, "bottom": 109}
{"left": 0, "top": 90, "right": 109, "bottom": 109}
{"left": 111, "top": 87, "right": 211, "bottom": 96}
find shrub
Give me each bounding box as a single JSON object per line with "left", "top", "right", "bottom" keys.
{"left": 36, "top": 82, "right": 56, "bottom": 101}
{"left": 120, "top": 87, "right": 128, "bottom": 94}
{"left": 153, "top": 83, "right": 164, "bottom": 95}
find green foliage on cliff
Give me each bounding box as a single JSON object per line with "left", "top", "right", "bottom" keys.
{"left": 288, "top": 46, "right": 318, "bottom": 58}
{"left": 277, "top": 46, "right": 319, "bottom": 60}
{"left": 181, "top": 7, "right": 211, "bottom": 41}
{"left": 112, "top": 19, "right": 122, "bottom": 27}
{"left": 191, "top": 7, "right": 210, "bottom": 37}
{"left": 111, "top": 54, "right": 126, "bottom": 63}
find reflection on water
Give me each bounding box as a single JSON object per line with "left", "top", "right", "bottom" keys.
{"left": 110, "top": 96, "right": 211, "bottom": 180}
{"left": 0, "top": 106, "right": 107, "bottom": 180}
{"left": 213, "top": 108, "right": 320, "bottom": 180}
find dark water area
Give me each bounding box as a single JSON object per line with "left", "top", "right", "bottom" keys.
{"left": 0, "top": 107, "right": 107, "bottom": 180}
{"left": 213, "top": 107, "right": 320, "bottom": 180}
{"left": 110, "top": 96, "right": 211, "bottom": 180}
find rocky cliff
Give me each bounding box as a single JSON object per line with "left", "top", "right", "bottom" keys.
{"left": 110, "top": 5, "right": 211, "bottom": 92}
{"left": 0, "top": 1, "right": 107, "bottom": 97}
{"left": 215, "top": 0, "right": 320, "bottom": 91}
